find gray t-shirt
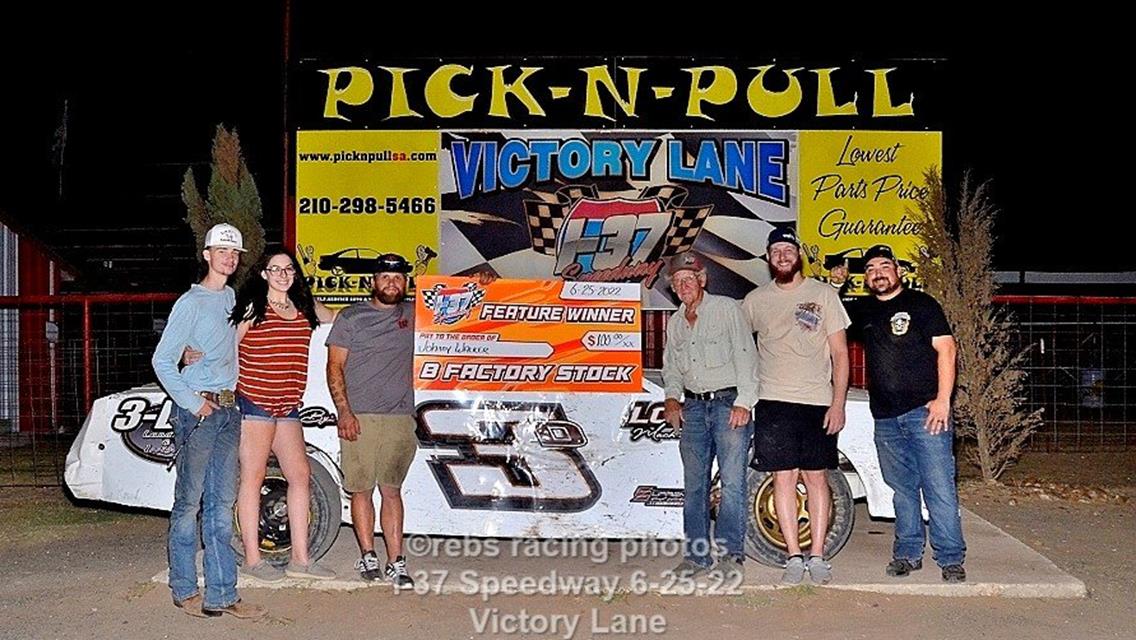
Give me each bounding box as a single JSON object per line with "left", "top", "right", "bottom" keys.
{"left": 326, "top": 300, "right": 415, "bottom": 415}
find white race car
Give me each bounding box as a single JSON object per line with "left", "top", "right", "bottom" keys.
{"left": 65, "top": 325, "right": 893, "bottom": 567}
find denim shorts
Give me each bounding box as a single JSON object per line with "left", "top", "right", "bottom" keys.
{"left": 237, "top": 394, "right": 300, "bottom": 423}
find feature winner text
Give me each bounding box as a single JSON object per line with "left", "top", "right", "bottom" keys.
{"left": 420, "top": 362, "right": 635, "bottom": 384}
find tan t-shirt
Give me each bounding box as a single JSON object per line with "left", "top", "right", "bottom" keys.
{"left": 742, "top": 278, "right": 850, "bottom": 406}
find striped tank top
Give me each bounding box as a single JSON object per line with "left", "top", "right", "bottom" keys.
{"left": 237, "top": 305, "right": 313, "bottom": 417}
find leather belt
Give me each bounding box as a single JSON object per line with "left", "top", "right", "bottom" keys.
{"left": 683, "top": 387, "right": 737, "bottom": 401}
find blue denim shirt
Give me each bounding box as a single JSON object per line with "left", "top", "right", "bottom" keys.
{"left": 151, "top": 284, "right": 237, "bottom": 413}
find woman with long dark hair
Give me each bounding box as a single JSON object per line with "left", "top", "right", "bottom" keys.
{"left": 229, "top": 249, "right": 337, "bottom": 581}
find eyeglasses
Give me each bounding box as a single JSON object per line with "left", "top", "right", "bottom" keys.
{"left": 265, "top": 266, "right": 295, "bottom": 276}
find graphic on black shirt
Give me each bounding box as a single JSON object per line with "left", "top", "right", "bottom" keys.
{"left": 889, "top": 312, "right": 911, "bottom": 336}
{"left": 848, "top": 289, "right": 951, "bottom": 419}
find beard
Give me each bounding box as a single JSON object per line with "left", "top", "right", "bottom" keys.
{"left": 374, "top": 288, "right": 404, "bottom": 305}
{"left": 868, "top": 276, "right": 901, "bottom": 297}
{"left": 769, "top": 254, "right": 803, "bottom": 284}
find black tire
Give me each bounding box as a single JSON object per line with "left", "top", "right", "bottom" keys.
{"left": 744, "top": 468, "right": 855, "bottom": 568}
{"left": 232, "top": 454, "right": 342, "bottom": 568}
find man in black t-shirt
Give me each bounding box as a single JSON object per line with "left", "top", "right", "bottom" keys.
{"left": 848, "top": 245, "right": 967, "bottom": 583}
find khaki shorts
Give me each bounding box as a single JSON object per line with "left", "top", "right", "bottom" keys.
{"left": 340, "top": 414, "right": 418, "bottom": 492}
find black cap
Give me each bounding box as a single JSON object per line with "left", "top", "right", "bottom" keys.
{"left": 863, "top": 244, "right": 897, "bottom": 264}
{"left": 375, "top": 253, "right": 413, "bottom": 274}
{"left": 766, "top": 226, "right": 800, "bottom": 250}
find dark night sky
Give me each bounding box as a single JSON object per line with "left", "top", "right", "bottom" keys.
{"left": 3, "top": 9, "right": 1131, "bottom": 290}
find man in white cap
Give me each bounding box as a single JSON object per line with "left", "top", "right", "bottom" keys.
{"left": 152, "top": 223, "right": 266, "bottom": 619}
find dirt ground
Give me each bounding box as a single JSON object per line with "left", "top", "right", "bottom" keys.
{"left": 1, "top": 452, "right": 1132, "bottom": 640}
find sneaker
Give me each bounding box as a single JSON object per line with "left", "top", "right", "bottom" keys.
{"left": 669, "top": 559, "right": 712, "bottom": 579}
{"left": 781, "top": 554, "right": 806, "bottom": 585}
{"left": 173, "top": 594, "right": 208, "bottom": 618}
{"left": 941, "top": 564, "right": 967, "bottom": 583}
{"left": 385, "top": 555, "right": 414, "bottom": 588}
{"left": 355, "top": 551, "right": 383, "bottom": 582}
{"left": 707, "top": 555, "right": 745, "bottom": 582}
{"left": 202, "top": 599, "right": 267, "bottom": 619}
{"left": 240, "top": 560, "right": 285, "bottom": 583}
{"left": 805, "top": 555, "right": 833, "bottom": 585}
{"left": 885, "top": 558, "right": 923, "bottom": 578}
{"left": 286, "top": 560, "right": 337, "bottom": 580}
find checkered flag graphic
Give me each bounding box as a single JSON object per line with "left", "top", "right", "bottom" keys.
{"left": 523, "top": 201, "right": 566, "bottom": 255}
{"left": 640, "top": 185, "right": 683, "bottom": 203}
{"left": 637, "top": 185, "right": 714, "bottom": 258}
{"left": 524, "top": 185, "right": 599, "bottom": 255}
{"left": 661, "top": 204, "right": 713, "bottom": 256}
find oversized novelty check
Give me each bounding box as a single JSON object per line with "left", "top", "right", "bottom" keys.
{"left": 414, "top": 277, "right": 642, "bottom": 393}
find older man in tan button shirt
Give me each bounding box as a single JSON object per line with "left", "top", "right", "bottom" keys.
{"left": 661, "top": 251, "right": 759, "bottom": 581}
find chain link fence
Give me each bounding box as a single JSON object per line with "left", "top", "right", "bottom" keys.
{"left": 3, "top": 294, "right": 1132, "bottom": 488}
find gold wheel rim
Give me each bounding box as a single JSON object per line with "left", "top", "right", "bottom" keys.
{"left": 753, "top": 475, "right": 815, "bottom": 551}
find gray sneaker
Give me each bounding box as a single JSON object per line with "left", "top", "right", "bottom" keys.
{"left": 241, "top": 560, "right": 285, "bottom": 583}
{"left": 707, "top": 555, "right": 745, "bottom": 582}
{"left": 781, "top": 554, "right": 806, "bottom": 585}
{"left": 286, "top": 560, "right": 337, "bottom": 580}
{"left": 669, "top": 559, "right": 712, "bottom": 579}
{"left": 806, "top": 555, "right": 833, "bottom": 585}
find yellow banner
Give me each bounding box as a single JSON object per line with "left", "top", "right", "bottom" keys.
{"left": 798, "top": 131, "right": 941, "bottom": 296}
{"left": 295, "top": 130, "right": 440, "bottom": 303}
{"left": 414, "top": 276, "right": 642, "bottom": 393}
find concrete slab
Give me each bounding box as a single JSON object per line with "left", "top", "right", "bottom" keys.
{"left": 153, "top": 505, "right": 1086, "bottom": 598}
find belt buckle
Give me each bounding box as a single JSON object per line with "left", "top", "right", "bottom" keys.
{"left": 217, "top": 389, "right": 236, "bottom": 408}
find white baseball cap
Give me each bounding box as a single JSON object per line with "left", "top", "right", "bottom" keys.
{"left": 203, "top": 223, "right": 246, "bottom": 252}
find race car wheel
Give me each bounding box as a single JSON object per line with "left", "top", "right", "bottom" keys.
{"left": 232, "top": 455, "right": 341, "bottom": 568}
{"left": 744, "top": 468, "right": 854, "bottom": 567}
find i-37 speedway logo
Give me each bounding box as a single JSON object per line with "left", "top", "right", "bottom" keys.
{"left": 420, "top": 282, "right": 487, "bottom": 325}
{"left": 525, "top": 184, "right": 712, "bottom": 289}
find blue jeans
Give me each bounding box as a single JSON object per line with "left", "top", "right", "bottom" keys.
{"left": 679, "top": 390, "right": 754, "bottom": 566}
{"left": 168, "top": 403, "right": 242, "bottom": 608}
{"left": 874, "top": 405, "right": 966, "bottom": 567}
